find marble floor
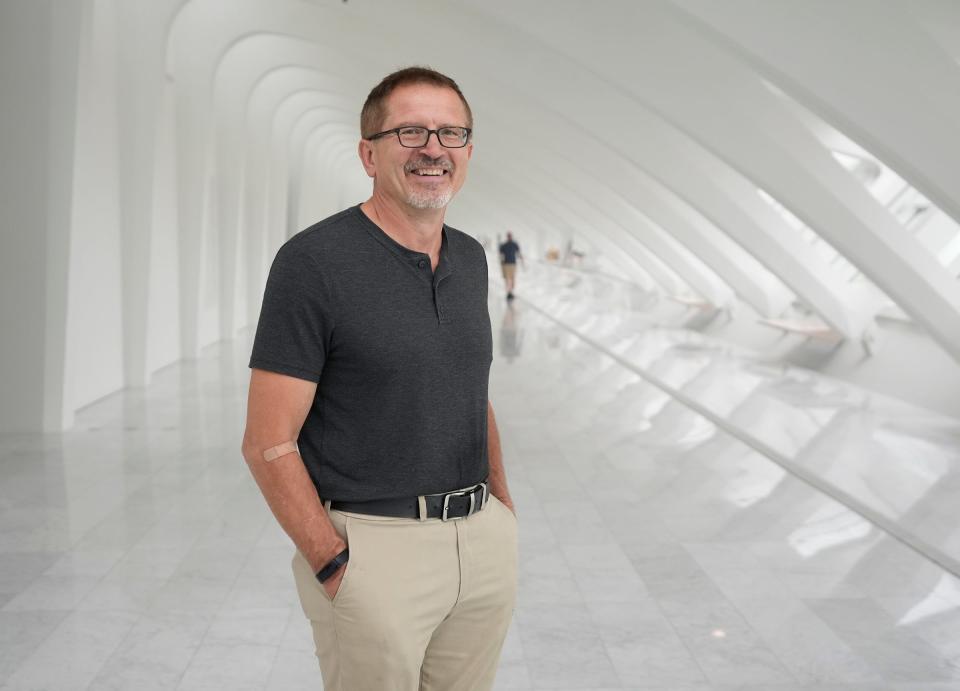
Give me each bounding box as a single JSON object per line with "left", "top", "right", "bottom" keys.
{"left": 2, "top": 271, "right": 960, "bottom": 689}
{"left": 514, "top": 263, "right": 960, "bottom": 577}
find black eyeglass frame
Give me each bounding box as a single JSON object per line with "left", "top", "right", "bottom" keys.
{"left": 364, "top": 126, "right": 473, "bottom": 148}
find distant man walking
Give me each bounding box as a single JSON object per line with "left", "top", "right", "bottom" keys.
{"left": 499, "top": 232, "right": 523, "bottom": 299}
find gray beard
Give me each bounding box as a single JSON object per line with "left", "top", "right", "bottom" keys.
{"left": 406, "top": 187, "right": 453, "bottom": 209}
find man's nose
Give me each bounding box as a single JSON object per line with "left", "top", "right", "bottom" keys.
{"left": 420, "top": 130, "right": 446, "bottom": 156}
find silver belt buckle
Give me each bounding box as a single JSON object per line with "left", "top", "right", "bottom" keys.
{"left": 441, "top": 482, "right": 486, "bottom": 521}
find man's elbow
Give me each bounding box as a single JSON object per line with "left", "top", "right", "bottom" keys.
{"left": 240, "top": 434, "right": 258, "bottom": 468}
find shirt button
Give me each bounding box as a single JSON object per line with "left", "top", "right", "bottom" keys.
{"left": 418, "top": 260, "right": 426, "bottom": 269}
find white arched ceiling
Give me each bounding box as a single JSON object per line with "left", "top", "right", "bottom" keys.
{"left": 494, "top": 114, "right": 792, "bottom": 316}
{"left": 671, "top": 0, "right": 960, "bottom": 226}
{"left": 269, "top": 93, "right": 357, "bottom": 231}
{"left": 287, "top": 111, "right": 358, "bottom": 227}
{"left": 165, "top": 0, "right": 960, "bottom": 364}
{"left": 214, "top": 19, "right": 796, "bottom": 323}
{"left": 214, "top": 39, "right": 366, "bottom": 339}
{"left": 915, "top": 1, "right": 960, "bottom": 67}
{"left": 459, "top": 95, "right": 735, "bottom": 304}
{"left": 228, "top": 42, "right": 667, "bottom": 297}
{"left": 167, "top": 0, "right": 368, "bottom": 356}
{"left": 248, "top": 71, "right": 354, "bottom": 304}
{"left": 296, "top": 121, "right": 362, "bottom": 215}
{"left": 18, "top": 0, "right": 960, "bottom": 432}
{"left": 213, "top": 35, "right": 359, "bottom": 324}
{"left": 477, "top": 161, "right": 693, "bottom": 299}
{"left": 558, "top": 91, "right": 866, "bottom": 333}
{"left": 448, "top": 0, "right": 960, "bottom": 359}
{"left": 509, "top": 150, "right": 736, "bottom": 308}
{"left": 213, "top": 33, "right": 650, "bottom": 319}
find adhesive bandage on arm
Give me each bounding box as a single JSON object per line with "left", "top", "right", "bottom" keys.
{"left": 262, "top": 440, "right": 300, "bottom": 463}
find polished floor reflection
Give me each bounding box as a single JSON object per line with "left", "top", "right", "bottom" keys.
{"left": 2, "top": 270, "right": 960, "bottom": 689}
{"left": 513, "top": 263, "right": 960, "bottom": 578}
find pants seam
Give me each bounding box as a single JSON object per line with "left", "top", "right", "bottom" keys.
{"left": 331, "top": 515, "right": 349, "bottom": 690}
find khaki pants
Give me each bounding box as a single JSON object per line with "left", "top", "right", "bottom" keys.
{"left": 501, "top": 263, "right": 517, "bottom": 282}
{"left": 292, "top": 495, "right": 519, "bottom": 691}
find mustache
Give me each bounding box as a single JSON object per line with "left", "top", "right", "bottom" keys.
{"left": 404, "top": 157, "right": 453, "bottom": 173}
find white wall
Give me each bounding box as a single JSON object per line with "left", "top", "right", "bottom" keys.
{"left": 0, "top": 0, "right": 84, "bottom": 433}
{"left": 65, "top": 0, "right": 125, "bottom": 414}
{"left": 3, "top": 0, "right": 960, "bottom": 431}
{"left": 145, "top": 81, "right": 182, "bottom": 374}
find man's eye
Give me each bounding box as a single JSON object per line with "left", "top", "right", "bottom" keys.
{"left": 399, "top": 127, "right": 425, "bottom": 136}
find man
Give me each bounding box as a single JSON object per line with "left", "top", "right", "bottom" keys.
{"left": 241, "top": 66, "right": 518, "bottom": 691}
{"left": 498, "top": 232, "right": 523, "bottom": 299}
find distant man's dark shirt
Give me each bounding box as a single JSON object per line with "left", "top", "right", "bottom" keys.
{"left": 249, "top": 206, "right": 493, "bottom": 502}
{"left": 499, "top": 240, "right": 520, "bottom": 264}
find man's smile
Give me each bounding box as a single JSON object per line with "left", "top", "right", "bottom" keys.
{"left": 411, "top": 168, "right": 447, "bottom": 176}
{"left": 405, "top": 158, "right": 453, "bottom": 180}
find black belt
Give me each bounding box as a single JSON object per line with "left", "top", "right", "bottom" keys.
{"left": 328, "top": 481, "right": 489, "bottom": 521}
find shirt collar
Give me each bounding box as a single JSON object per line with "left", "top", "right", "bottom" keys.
{"left": 355, "top": 205, "right": 456, "bottom": 282}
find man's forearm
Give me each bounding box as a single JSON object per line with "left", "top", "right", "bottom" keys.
{"left": 242, "top": 445, "right": 345, "bottom": 572}
{"left": 486, "top": 402, "right": 514, "bottom": 512}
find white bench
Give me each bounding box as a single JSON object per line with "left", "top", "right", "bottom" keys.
{"left": 668, "top": 295, "right": 715, "bottom": 311}
{"left": 757, "top": 318, "right": 842, "bottom": 342}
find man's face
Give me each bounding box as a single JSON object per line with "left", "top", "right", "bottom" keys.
{"left": 360, "top": 84, "right": 473, "bottom": 210}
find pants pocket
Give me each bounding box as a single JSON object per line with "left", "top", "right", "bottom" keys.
{"left": 291, "top": 511, "right": 355, "bottom": 616}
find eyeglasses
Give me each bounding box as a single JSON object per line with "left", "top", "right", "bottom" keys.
{"left": 365, "top": 126, "right": 472, "bottom": 148}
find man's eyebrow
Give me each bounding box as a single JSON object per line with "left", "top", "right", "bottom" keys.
{"left": 390, "top": 123, "right": 467, "bottom": 129}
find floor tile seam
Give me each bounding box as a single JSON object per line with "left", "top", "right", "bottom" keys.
{"left": 165, "top": 483, "right": 260, "bottom": 690}
{"left": 556, "top": 569, "right": 633, "bottom": 684}
{"left": 512, "top": 295, "right": 715, "bottom": 690}
{"left": 802, "top": 606, "right": 959, "bottom": 684}
{"left": 260, "top": 627, "right": 289, "bottom": 691}
{"left": 620, "top": 579, "right": 718, "bottom": 688}
{"left": 698, "top": 574, "right": 884, "bottom": 685}
{"left": 64, "top": 487, "right": 205, "bottom": 613}
{"left": 649, "top": 544, "right": 803, "bottom": 685}
{"left": 168, "top": 568, "right": 246, "bottom": 690}
{"left": 0, "top": 608, "right": 73, "bottom": 687}
{"left": 13, "top": 547, "right": 134, "bottom": 620}
{"left": 58, "top": 453, "right": 196, "bottom": 557}
{"left": 200, "top": 507, "right": 273, "bottom": 620}
{"left": 516, "top": 295, "right": 960, "bottom": 582}
{"left": 678, "top": 544, "right": 796, "bottom": 590}
{"left": 506, "top": 618, "right": 532, "bottom": 680}
{"left": 516, "top": 489, "right": 631, "bottom": 682}
{"left": 76, "top": 608, "right": 152, "bottom": 691}
{"left": 4, "top": 607, "right": 140, "bottom": 691}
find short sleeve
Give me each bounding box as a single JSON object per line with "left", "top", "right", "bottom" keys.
{"left": 248, "top": 241, "right": 334, "bottom": 382}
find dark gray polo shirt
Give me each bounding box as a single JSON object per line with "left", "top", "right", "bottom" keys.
{"left": 249, "top": 205, "right": 493, "bottom": 502}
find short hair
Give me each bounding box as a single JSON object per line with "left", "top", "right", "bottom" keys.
{"left": 361, "top": 66, "right": 473, "bottom": 138}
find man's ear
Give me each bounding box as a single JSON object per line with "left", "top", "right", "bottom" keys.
{"left": 358, "top": 139, "right": 376, "bottom": 178}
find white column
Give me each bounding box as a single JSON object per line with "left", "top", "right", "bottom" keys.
{"left": 0, "top": 0, "right": 85, "bottom": 432}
